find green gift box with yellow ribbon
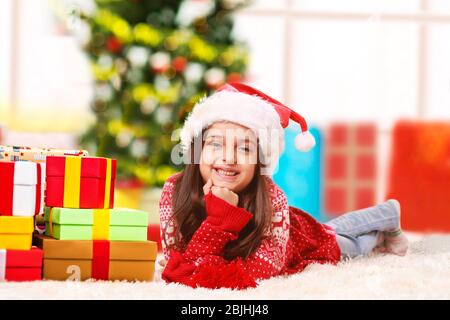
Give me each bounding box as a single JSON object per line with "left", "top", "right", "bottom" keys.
{"left": 44, "top": 207, "right": 148, "bottom": 241}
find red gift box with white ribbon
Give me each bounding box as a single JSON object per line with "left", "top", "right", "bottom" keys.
{"left": 0, "top": 161, "right": 44, "bottom": 216}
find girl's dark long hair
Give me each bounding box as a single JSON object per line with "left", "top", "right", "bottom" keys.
{"left": 164, "top": 132, "right": 272, "bottom": 260}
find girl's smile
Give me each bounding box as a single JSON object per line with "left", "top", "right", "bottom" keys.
{"left": 212, "top": 165, "right": 240, "bottom": 181}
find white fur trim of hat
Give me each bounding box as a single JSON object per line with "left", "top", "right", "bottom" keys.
{"left": 179, "top": 83, "right": 315, "bottom": 175}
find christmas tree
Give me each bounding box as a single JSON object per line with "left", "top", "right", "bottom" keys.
{"left": 72, "top": 0, "right": 249, "bottom": 187}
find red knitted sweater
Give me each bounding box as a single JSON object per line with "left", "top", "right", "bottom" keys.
{"left": 160, "top": 173, "right": 341, "bottom": 289}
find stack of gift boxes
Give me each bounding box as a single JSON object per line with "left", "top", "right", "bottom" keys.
{"left": 0, "top": 145, "right": 85, "bottom": 282}
{"left": 0, "top": 160, "right": 44, "bottom": 281}
{"left": 0, "top": 146, "right": 157, "bottom": 282}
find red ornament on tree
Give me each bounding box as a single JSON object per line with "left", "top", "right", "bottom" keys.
{"left": 172, "top": 56, "right": 187, "bottom": 73}
{"left": 106, "top": 36, "right": 123, "bottom": 54}
{"left": 227, "top": 72, "right": 242, "bottom": 83}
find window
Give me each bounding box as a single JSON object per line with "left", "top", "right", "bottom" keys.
{"left": 0, "top": 0, "right": 13, "bottom": 114}
{"left": 0, "top": 0, "right": 93, "bottom": 132}
{"left": 234, "top": 0, "right": 450, "bottom": 201}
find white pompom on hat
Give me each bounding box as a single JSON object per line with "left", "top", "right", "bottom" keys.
{"left": 180, "top": 82, "right": 316, "bottom": 174}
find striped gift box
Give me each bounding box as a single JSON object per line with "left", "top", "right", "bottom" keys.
{"left": 324, "top": 123, "right": 377, "bottom": 216}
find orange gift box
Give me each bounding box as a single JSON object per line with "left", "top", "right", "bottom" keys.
{"left": 35, "top": 235, "right": 157, "bottom": 282}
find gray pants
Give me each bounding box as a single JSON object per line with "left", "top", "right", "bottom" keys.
{"left": 325, "top": 200, "right": 400, "bottom": 259}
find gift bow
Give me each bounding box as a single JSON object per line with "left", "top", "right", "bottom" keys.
{"left": 0, "top": 249, "right": 6, "bottom": 281}
{"left": 63, "top": 156, "right": 112, "bottom": 209}
{"left": 48, "top": 208, "right": 111, "bottom": 240}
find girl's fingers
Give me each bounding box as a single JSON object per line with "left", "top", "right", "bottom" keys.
{"left": 374, "top": 246, "right": 386, "bottom": 254}
{"left": 210, "top": 186, "right": 239, "bottom": 206}
{"left": 158, "top": 259, "right": 167, "bottom": 267}
{"left": 203, "top": 178, "right": 213, "bottom": 195}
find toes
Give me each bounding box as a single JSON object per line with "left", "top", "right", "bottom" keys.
{"left": 375, "top": 246, "right": 387, "bottom": 253}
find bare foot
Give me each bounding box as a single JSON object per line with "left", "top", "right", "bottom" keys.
{"left": 373, "top": 232, "right": 386, "bottom": 254}
{"left": 384, "top": 230, "right": 409, "bottom": 256}
{"left": 383, "top": 199, "right": 409, "bottom": 256}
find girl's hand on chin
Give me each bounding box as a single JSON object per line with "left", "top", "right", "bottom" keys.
{"left": 203, "top": 178, "right": 239, "bottom": 207}
{"left": 211, "top": 186, "right": 239, "bottom": 207}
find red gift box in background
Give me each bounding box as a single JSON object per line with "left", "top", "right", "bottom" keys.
{"left": 45, "top": 156, "right": 116, "bottom": 209}
{"left": 386, "top": 121, "right": 450, "bottom": 232}
{"left": 324, "top": 123, "right": 377, "bottom": 216}
{"left": 0, "top": 247, "right": 43, "bottom": 281}
{"left": 147, "top": 225, "right": 162, "bottom": 252}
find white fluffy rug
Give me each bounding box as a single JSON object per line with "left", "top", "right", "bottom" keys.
{"left": 1, "top": 232, "right": 449, "bottom": 300}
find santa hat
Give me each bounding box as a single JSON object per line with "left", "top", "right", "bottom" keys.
{"left": 180, "top": 82, "right": 316, "bottom": 174}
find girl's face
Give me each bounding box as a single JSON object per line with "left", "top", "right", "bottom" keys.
{"left": 200, "top": 121, "right": 258, "bottom": 193}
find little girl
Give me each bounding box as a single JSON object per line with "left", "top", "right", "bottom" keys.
{"left": 159, "top": 83, "right": 409, "bottom": 289}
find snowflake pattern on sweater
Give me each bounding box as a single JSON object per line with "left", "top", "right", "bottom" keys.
{"left": 159, "top": 173, "right": 341, "bottom": 289}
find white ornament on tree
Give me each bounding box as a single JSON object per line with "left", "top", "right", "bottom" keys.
{"left": 155, "top": 105, "right": 172, "bottom": 125}
{"left": 130, "top": 139, "right": 148, "bottom": 158}
{"left": 127, "top": 46, "right": 150, "bottom": 67}
{"left": 126, "top": 68, "right": 144, "bottom": 84}
{"left": 111, "top": 75, "right": 122, "bottom": 91}
{"left": 116, "top": 130, "right": 133, "bottom": 148}
{"left": 184, "top": 62, "right": 204, "bottom": 83}
{"left": 95, "top": 83, "right": 113, "bottom": 101}
{"left": 98, "top": 54, "right": 113, "bottom": 69}
{"left": 150, "top": 52, "right": 171, "bottom": 73}
{"left": 204, "top": 67, "right": 225, "bottom": 87}
{"left": 154, "top": 75, "right": 171, "bottom": 91}
{"left": 115, "top": 58, "right": 128, "bottom": 75}
{"left": 140, "top": 97, "right": 158, "bottom": 115}
{"left": 176, "top": 0, "right": 215, "bottom": 27}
